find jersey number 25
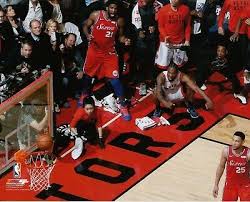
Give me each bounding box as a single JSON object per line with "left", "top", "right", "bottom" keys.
{"left": 236, "top": 167, "right": 246, "bottom": 173}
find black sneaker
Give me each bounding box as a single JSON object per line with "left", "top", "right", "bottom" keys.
{"left": 98, "top": 138, "right": 105, "bottom": 149}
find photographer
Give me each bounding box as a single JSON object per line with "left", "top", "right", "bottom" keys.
{"left": 6, "top": 39, "right": 35, "bottom": 74}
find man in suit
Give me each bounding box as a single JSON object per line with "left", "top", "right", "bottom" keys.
{"left": 25, "top": 19, "right": 53, "bottom": 69}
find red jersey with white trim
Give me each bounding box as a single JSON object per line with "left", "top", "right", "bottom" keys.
{"left": 157, "top": 4, "right": 191, "bottom": 44}
{"left": 218, "top": 0, "right": 250, "bottom": 33}
{"left": 90, "top": 10, "right": 118, "bottom": 52}
{"left": 226, "top": 146, "right": 250, "bottom": 185}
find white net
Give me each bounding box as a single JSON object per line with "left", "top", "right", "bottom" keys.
{"left": 26, "top": 152, "right": 56, "bottom": 191}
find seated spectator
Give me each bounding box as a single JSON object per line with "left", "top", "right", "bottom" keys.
{"left": 59, "top": 20, "right": 83, "bottom": 46}
{"left": 153, "top": 63, "right": 213, "bottom": 118}
{"left": 25, "top": 19, "right": 53, "bottom": 69}
{"left": 203, "top": 44, "right": 247, "bottom": 104}
{"left": 16, "top": 0, "right": 53, "bottom": 33}
{"left": 5, "top": 4, "right": 25, "bottom": 42}
{"left": 70, "top": 96, "right": 104, "bottom": 160}
{"left": 0, "top": 7, "right": 15, "bottom": 65}
{"left": 48, "top": 0, "right": 63, "bottom": 23}
{"left": 6, "top": 39, "right": 35, "bottom": 75}
{"left": 45, "top": 19, "right": 63, "bottom": 51}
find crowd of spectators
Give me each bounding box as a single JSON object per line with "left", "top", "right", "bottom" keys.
{"left": 0, "top": 0, "right": 249, "bottom": 114}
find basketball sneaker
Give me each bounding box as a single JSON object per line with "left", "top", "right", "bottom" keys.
{"left": 102, "top": 94, "right": 119, "bottom": 114}
{"left": 187, "top": 107, "right": 199, "bottom": 118}
{"left": 71, "top": 137, "right": 86, "bottom": 160}
{"left": 120, "top": 106, "right": 131, "bottom": 121}
{"left": 234, "top": 93, "right": 247, "bottom": 104}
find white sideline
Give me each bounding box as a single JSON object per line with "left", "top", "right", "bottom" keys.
{"left": 60, "top": 90, "right": 153, "bottom": 158}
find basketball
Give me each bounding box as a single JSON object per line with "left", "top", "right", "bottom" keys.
{"left": 36, "top": 132, "right": 53, "bottom": 151}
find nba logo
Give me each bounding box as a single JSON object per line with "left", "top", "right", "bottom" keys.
{"left": 13, "top": 163, "right": 21, "bottom": 178}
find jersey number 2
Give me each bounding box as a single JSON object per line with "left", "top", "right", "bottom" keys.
{"left": 105, "top": 31, "right": 113, "bottom": 38}
{"left": 236, "top": 167, "right": 246, "bottom": 173}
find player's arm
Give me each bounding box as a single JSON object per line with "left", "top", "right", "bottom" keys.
{"left": 247, "top": 149, "right": 250, "bottom": 162}
{"left": 217, "top": 0, "right": 229, "bottom": 35}
{"left": 156, "top": 73, "right": 175, "bottom": 109}
{"left": 184, "top": 7, "right": 191, "bottom": 46}
{"left": 213, "top": 147, "right": 228, "bottom": 198}
{"left": 157, "top": 9, "right": 168, "bottom": 42}
{"left": 181, "top": 74, "right": 213, "bottom": 109}
{"left": 230, "top": 18, "right": 242, "bottom": 42}
{"left": 83, "top": 11, "right": 99, "bottom": 41}
{"left": 117, "top": 17, "right": 130, "bottom": 45}
{"left": 69, "top": 109, "right": 82, "bottom": 136}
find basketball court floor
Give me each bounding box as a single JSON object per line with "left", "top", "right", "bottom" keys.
{"left": 0, "top": 72, "right": 250, "bottom": 201}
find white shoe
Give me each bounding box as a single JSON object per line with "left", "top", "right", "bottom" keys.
{"left": 200, "top": 84, "right": 207, "bottom": 91}
{"left": 102, "top": 94, "right": 119, "bottom": 113}
{"left": 71, "top": 137, "right": 84, "bottom": 160}
{"left": 234, "top": 94, "right": 247, "bottom": 105}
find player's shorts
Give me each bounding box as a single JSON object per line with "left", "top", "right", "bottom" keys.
{"left": 222, "top": 182, "right": 250, "bottom": 201}
{"left": 163, "top": 87, "right": 185, "bottom": 102}
{"left": 83, "top": 45, "right": 119, "bottom": 79}
{"left": 155, "top": 42, "right": 188, "bottom": 69}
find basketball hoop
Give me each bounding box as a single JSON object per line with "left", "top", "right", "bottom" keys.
{"left": 14, "top": 150, "right": 56, "bottom": 191}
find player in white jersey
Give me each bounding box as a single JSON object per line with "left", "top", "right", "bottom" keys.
{"left": 153, "top": 64, "right": 213, "bottom": 118}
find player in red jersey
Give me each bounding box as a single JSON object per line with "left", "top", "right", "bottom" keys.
{"left": 155, "top": 0, "right": 191, "bottom": 69}
{"left": 213, "top": 131, "right": 250, "bottom": 201}
{"left": 79, "top": 0, "right": 131, "bottom": 121}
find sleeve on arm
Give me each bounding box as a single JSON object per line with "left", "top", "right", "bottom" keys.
{"left": 70, "top": 109, "right": 82, "bottom": 128}
{"left": 158, "top": 9, "right": 167, "bottom": 39}
{"left": 218, "top": 0, "right": 229, "bottom": 28}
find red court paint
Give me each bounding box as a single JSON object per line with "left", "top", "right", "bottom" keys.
{"left": 0, "top": 73, "right": 249, "bottom": 200}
